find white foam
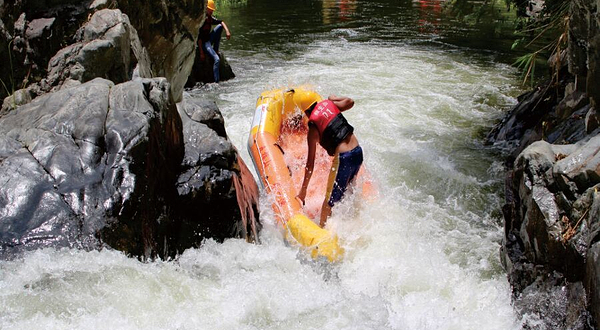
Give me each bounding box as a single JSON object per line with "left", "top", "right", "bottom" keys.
{"left": 1, "top": 36, "right": 524, "bottom": 330}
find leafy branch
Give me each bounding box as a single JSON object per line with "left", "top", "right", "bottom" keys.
{"left": 510, "top": 0, "right": 571, "bottom": 86}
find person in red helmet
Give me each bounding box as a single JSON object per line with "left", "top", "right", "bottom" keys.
{"left": 294, "top": 91, "right": 363, "bottom": 227}
{"left": 198, "top": 0, "right": 231, "bottom": 82}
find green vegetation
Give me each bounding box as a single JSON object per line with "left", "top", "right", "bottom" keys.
{"left": 0, "top": 39, "right": 17, "bottom": 107}
{"left": 445, "top": 0, "right": 517, "bottom": 26}
{"left": 1, "top": 40, "right": 15, "bottom": 97}
{"left": 213, "top": 0, "right": 248, "bottom": 15}
{"left": 510, "top": 0, "right": 571, "bottom": 86}
{"left": 446, "top": 0, "right": 570, "bottom": 86}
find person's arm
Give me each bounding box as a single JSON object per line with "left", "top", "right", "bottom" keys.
{"left": 198, "top": 23, "right": 206, "bottom": 60}
{"left": 199, "top": 45, "right": 205, "bottom": 61}
{"left": 296, "top": 125, "right": 319, "bottom": 205}
{"left": 328, "top": 95, "right": 354, "bottom": 111}
{"left": 221, "top": 21, "right": 231, "bottom": 40}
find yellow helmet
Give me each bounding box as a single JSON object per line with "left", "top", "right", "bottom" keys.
{"left": 292, "top": 89, "right": 322, "bottom": 113}
{"left": 207, "top": 0, "right": 216, "bottom": 11}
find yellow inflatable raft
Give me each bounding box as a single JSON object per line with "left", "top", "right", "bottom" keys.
{"left": 248, "top": 87, "right": 374, "bottom": 262}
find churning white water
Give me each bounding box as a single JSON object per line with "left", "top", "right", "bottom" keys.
{"left": 1, "top": 35, "right": 524, "bottom": 329}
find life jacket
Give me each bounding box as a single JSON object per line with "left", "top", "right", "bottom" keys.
{"left": 309, "top": 100, "right": 354, "bottom": 156}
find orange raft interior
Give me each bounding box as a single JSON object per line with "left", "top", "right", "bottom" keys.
{"left": 248, "top": 87, "right": 374, "bottom": 262}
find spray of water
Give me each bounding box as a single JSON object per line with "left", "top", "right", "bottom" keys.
{"left": 1, "top": 36, "right": 524, "bottom": 329}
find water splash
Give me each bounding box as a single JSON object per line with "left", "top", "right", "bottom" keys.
{"left": 1, "top": 19, "right": 526, "bottom": 330}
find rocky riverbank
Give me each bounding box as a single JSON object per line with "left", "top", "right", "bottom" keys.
{"left": 487, "top": 0, "right": 599, "bottom": 328}
{"left": 0, "top": 1, "right": 258, "bottom": 260}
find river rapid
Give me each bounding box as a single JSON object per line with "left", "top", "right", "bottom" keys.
{"left": 2, "top": 0, "right": 533, "bottom": 329}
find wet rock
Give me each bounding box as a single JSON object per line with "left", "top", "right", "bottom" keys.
{"left": 185, "top": 49, "right": 236, "bottom": 87}
{"left": 515, "top": 272, "right": 590, "bottom": 330}
{"left": 486, "top": 87, "right": 557, "bottom": 160}
{"left": 546, "top": 104, "right": 590, "bottom": 144}
{"left": 509, "top": 141, "right": 584, "bottom": 279}
{"left": 0, "top": 78, "right": 115, "bottom": 254}
{"left": 1, "top": 0, "right": 206, "bottom": 102}
{"left": 115, "top": 0, "right": 205, "bottom": 102}
{"left": 506, "top": 136, "right": 600, "bottom": 281}
{"left": 0, "top": 79, "right": 260, "bottom": 260}
{"left": 178, "top": 95, "right": 227, "bottom": 138}
{"left": 502, "top": 137, "right": 600, "bottom": 328}
{"left": 489, "top": 0, "right": 599, "bottom": 326}
{"left": 553, "top": 135, "right": 600, "bottom": 193}
{"left": 42, "top": 9, "right": 139, "bottom": 93}
{"left": 0, "top": 0, "right": 256, "bottom": 260}
{"left": 0, "top": 1, "right": 93, "bottom": 100}
{"left": 0, "top": 77, "right": 182, "bottom": 258}
{"left": 174, "top": 93, "right": 260, "bottom": 247}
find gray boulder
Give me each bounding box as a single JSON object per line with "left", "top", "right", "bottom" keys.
{"left": 185, "top": 48, "right": 236, "bottom": 87}
{"left": 42, "top": 9, "right": 143, "bottom": 93}
{"left": 0, "top": 77, "right": 182, "bottom": 258}
{"left": 506, "top": 141, "right": 582, "bottom": 276}
{"left": 1, "top": 0, "right": 206, "bottom": 102}
{"left": 503, "top": 136, "right": 600, "bottom": 328}
{"left": 2, "top": 8, "right": 146, "bottom": 115}
{"left": 0, "top": 78, "right": 259, "bottom": 259}
{"left": 175, "top": 94, "right": 260, "bottom": 245}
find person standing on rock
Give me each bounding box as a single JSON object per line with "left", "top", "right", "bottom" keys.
{"left": 199, "top": 0, "right": 231, "bottom": 83}
{"left": 294, "top": 91, "right": 363, "bottom": 227}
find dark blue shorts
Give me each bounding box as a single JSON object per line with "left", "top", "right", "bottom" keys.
{"left": 326, "top": 145, "right": 363, "bottom": 207}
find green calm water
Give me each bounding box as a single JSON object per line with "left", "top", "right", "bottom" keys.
{"left": 217, "top": 0, "right": 521, "bottom": 61}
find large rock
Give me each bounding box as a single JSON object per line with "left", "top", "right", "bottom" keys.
{"left": 114, "top": 0, "right": 205, "bottom": 102}
{"left": 185, "top": 48, "right": 236, "bottom": 87}
{"left": 42, "top": 9, "right": 142, "bottom": 92}
{"left": 0, "top": 78, "right": 260, "bottom": 259}
{"left": 175, "top": 94, "right": 260, "bottom": 247}
{"left": 0, "top": 78, "right": 181, "bottom": 257}
{"left": 501, "top": 136, "right": 600, "bottom": 329}
{"left": 1, "top": 8, "right": 147, "bottom": 115}
{"left": 1, "top": 0, "right": 206, "bottom": 102}
{"left": 486, "top": 0, "right": 600, "bottom": 327}
{"left": 0, "top": 0, "right": 94, "bottom": 100}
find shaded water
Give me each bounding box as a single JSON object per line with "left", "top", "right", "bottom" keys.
{"left": 1, "top": 1, "right": 532, "bottom": 329}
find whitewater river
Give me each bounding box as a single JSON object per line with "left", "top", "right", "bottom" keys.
{"left": 1, "top": 0, "right": 532, "bottom": 329}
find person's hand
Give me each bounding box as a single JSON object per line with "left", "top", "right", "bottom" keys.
{"left": 296, "top": 190, "right": 306, "bottom": 206}
{"left": 226, "top": 32, "right": 231, "bottom": 40}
